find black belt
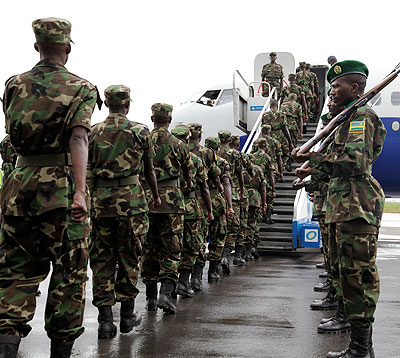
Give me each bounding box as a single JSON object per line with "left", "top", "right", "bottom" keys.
{"left": 16, "top": 153, "right": 71, "bottom": 167}
{"left": 96, "top": 175, "right": 140, "bottom": 188}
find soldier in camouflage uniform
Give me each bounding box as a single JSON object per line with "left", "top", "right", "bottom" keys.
{"left": 261, "top": 52, "right": 284, "bottom": 98}
{"left": 88, "top": 85, "right": 160, "bottom": 338}
{"left": 293, "top": 61, "right": 386, "bottom": 358}
{"left": 260, "top": 125, "right": 283, "bottom": 182}
{"left": 280, "top": 73, "right": 308, "bottom": 122}
{"left": 140, "top": 103, "right": 193, "bottom": 314}
{"left": 261, "top": 99, "right": 294, "bottom": 167}
{"left": 0, "top": 136, "right": 17, "bottom": 182}
{"left": 187, "top": 123, "right": 221, "bottom": 290}
{"left": 171, "top": 126, "right": 213, "bottom": 297}
{"left": 296, "top": 62, "right": 317, "bottom": 122}
{"left": 0, "top": 18, "right": 98, "bottom": 357}
{"left": 306, "top": 63, "right": 320, "bottom": 120}
{"left": 217, "top": 130, "right": 244, "bottom": 274}
{"left": 204, "top": 137, "right": 235, "bottom": 281}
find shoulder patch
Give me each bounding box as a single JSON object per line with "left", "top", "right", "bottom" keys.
{"left": 349, "top": 120, "right": 365, "bottom": 134}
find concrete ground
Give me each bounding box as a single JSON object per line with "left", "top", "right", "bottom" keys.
{"left": 17, "top": 213, "right": 400, "bottom": 358}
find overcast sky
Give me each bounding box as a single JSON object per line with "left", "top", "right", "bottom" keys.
{"left": 1, "top": 0, "right": 399, "bottom": 136}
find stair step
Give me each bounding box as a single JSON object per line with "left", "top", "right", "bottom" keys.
{"left": 259, "top": 231, "right": 293, "bottom": 241}
{"left": 258, "top": 240, "right": 294, "bottom": 251}
{"left": 274, "top": 198, "right": 295, "bottom": 206}
{"left": 259, "top": 223, "right": 292, "bottom": 233}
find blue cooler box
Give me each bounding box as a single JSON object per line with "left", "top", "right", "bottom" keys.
{"left": 300, "top": 222, "right": 321, "bottom": 248}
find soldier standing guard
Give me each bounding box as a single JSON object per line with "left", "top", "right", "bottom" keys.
{"left": 0, "top": 18, "right": 99, "bottom": 357}
{"left": 140, "top": 103, "right": 193, "bottom": 314}
{"left": 88, "top": 85, "right": 160, "bottom": 338}
{"left": 261, "top": 52, "right": 284, "bottom": 98}
{"left": 293, "top": 60, "right": 386, "bottom": 358}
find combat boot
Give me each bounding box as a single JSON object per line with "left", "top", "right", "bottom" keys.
{"left": 232, "top": 245, "right": 246, "bottom": 266}
{"left": 157, "top": 279, "right": 177, "bottom": 314}
{"left": 318, "top": 301, "right": 351, "bottom": 334}
{"left": 145, "top": 282, "right": 158, "bottom": 311}
{"left": 176, "top": 269, "right": 195, "bottom": 298}
{"left": 319, "top": 271, "right": 329, "bottom": 278}
{"left": 50, "top": 340, "right": 74, "bottom": 358}
{"left": 190, "top": 263, "right": 203, "bottom": 292}
{"left": 316, "top": 262, "right": 326, "bottom": 269}
{"left": 97, "top": 305, "right": 117, "bottom": 339}
{"left": 120, "top": 299, "right": 142, "bottom": 333}
{"left": 327, "top": 326, "right": 373, "bottom": 358}
{"left": 310, "top": 287, "right": 338, "bottom": 311}
{"left": 285, "top": 158, "right": 293, "bottom": 172}
{"left": 244, "top": 243, "right": 254, "bottom": 261}
{"left": 265, "top": 209, "right": 275, "bottom": 225}
{"left": 0, "top": 334, "right": 20, "bottom": 358}
{"left": 220, "top": 247, "right": 231, "bottom": 275}
{"left": 314, "top": 279, "right": 331, "bottom": 292}
{"left": 251, "top": 242, "right": 260, "bottom": 260}
{"left": 208, "top": 260, "right": 221, "bottom": 282}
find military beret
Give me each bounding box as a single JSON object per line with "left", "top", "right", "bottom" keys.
{"left": 327, "top": 60, "right": 369, "bottom": 84}
{"left": 261, "top": 124, "right": 271, "bottom": 133}
{"left": 231, "top": 135, "right": 240, "bottom": 145}
{"left": 218, "top": 130, "right": 232, "bottom": 141}
{"left": 205, "top": 137, "right": 220, "bottom": 151}
{"left": 288, "top": 73, "right": 296, "bottom": 79}
{"left": 306, "top": 63, "right": 311, "bottom": 69}
{"left": 270, "top": 51, "right": 277, "bottom": 56}
{"left": 151, "top": 103, "right": 173, "bottom": 118}
{"left": 171, "top": 125, "right": 190, "bottom": 142}
{"left": 32, "top": 17, "right": 72, "bottom": 44}
{"left": 104, "top": 85, "right": 131, "bottom": 106}
{"left": 327, "top": 56, "right": 337, "bottom": 64}
{"left": 188, "top": 122, "right": 202, "bottom": 136}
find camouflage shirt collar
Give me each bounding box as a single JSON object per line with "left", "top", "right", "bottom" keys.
{"left": 107, "top": 113, "right": 128, "bottom": 120}
{"left": 344, "top": 98, "right": 358, "bottom": 109}
{"left": 33, "top": 59, "right": 67, "bottom": 71}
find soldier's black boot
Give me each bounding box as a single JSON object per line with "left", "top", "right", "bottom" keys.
{"left": 244, "top": 243, "right": 254, "bottom": 261}
{"left": 251, "top": 242, "right": 260, "bottom": 260}
{"left": 314, "top": 279, "right": 332, "bottom": 292}
{"left": 145, "top": 282, "right": 158, "bottom": 311}
{"left": 208, "top": 260, "right": 221, "bottom": 282}
{"left": 285, "top": 158, "right": 293, "bottom": 172}
{"left": 176, "top": 269, "right": 195, "bottom": 298}
{"left": 0, "top": 334, "right": 20, "bottom": 358}
{"left": 220, "top": 247, "right": 231, "bottom": 275}
{"left": 97, "top": 305, "right": 117, "bottom": 339}
{"left": 318, "top": 300, "right": 351, "bottom": 334}
{"left": 157, "top": 279, "right": 177, "bottom": 314}
{"left": 327, "top": 326, "right": 373, "bottom": 358}
{"left": 232, "top": 245, "right": 246, "bottom": 266}
{"left": 265, "top": 209, "right": 275, "bottom": 225}
{"left": 190, "top": 263, "right": 203, "bottom": 292}
{"left": 120, "top": 299, "right": 142, "bottom": 333}
{"left": 310, "top": 286, "right": 338, "bottom": 311}
{"left": 316, "top": 262, "right": 326, "bottom": 269}
{"left": 50, "top": 339, "right": 74, "bottom": 358}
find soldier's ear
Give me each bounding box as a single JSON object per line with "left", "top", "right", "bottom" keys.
{"left": 34, "top": 43, "right": 39, "bottom": 53}
{"left": 66, "top": 44, "right": 71, "bottom": 55}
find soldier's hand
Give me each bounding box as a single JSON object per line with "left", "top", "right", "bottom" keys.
{"left": 152, "top": 196, "right": 162, "bottom": 208}
{"left": 262, "top": 203, "right": 267, "bottom": 212}
{"left": 71, "top": 191, "right": 88, "bottom": 222}
{"left": 278, "top": 173, "right": 284, "bottom": 182}
{"left": 227, "top": 207, "right": 235, "bottom": 219}
{"left": 207, "top": 211, "right": 214, "bottom": 222}
{"left": 299, "top": 133, "right": 303, "bottom": 140}
{"left": 272, "top": 191, "right": 276, "bottom": 198}
{"left": 304, "top": 115, "right": 309, "bottom": 122}
{"left": 291, "top": 147, "right": 311, "bottom": 162}
{"left": 295, "top": 167, "right": 311, "bottom": 180}
{"left": 292, "top": 178, "right": 306, "bottom": 190}
{"left": 218, "top": 183, "right": 224, "bottom": 193}
{"left": 309, "top": 193, "right": 315, "bottom": 202}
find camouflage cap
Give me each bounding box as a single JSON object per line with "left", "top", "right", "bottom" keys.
{"left": 288, "top": 93, "right": 298, "bottom": 100}
{"left": 231, "top": 135, "right": 240, "bottom": 146}
{"left": 151, "top": 103, "right": 173, "bottom": 118}
{"left": 257, "top": 137, "right": 267, "bottom": 147}
{"left": 270, "top": 99, "right": 278, "bottom": 107}
{"left": 205, "top": 136, "right": 220, "bottom": 151}
{"left": 32, "top": 17, "right": 72, "bottom": 44}
{"left": 171, "top": 125, "right": 190, "bottom": 143}
{"left": 288, "top": 73, "right": 296, "bottom": 80}
{"left": 299, "top": 61, "right": 306, "bottom": 67}
{"left": 188, "top": 122, "right": 202, "bottom": 137}
{"left": 218, "top": 130, "right": 232, "bottom": 141}
{"left": 104, "top": 85, "right": 131, "bottom": 106}
{"left": 270, "top": 51, "right": 277, "bottom": 56}
{"left": 306, "top": 63, "right": 311, "bottom": 69}
{"left": 261, "top": 124, "right": 271, "bottom": 133}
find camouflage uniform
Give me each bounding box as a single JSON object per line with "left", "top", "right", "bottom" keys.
{"left": 296, "top": 68, "right": 315, "bottom": 120}
{"left": 0, "top": 135, "right": 17, "bottom": 181}
{"left": 306, "top": 64, "right": 320, "bottom": 120}
{"left": 0, "top": 18, "right": 97, "bottom": 342}
{"left": 261, "top": 125, "right": 282, "bottom": 178}
{"left": 309, "top": 104, "right": 386, "bottom": 328}
{"left": 280, "top": 96, "right": 303, "bottom": 146}
{"left": 280, "top": 82, "right": 305, "bottom": 105}
{"left": 88, "top": 85, "right": 153, "bottom": 307}
{"left": 261, "top": 61, "right": 283, "bottom": 98}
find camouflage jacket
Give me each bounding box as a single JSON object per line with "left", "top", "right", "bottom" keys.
{"left": 189, "top": 142, "right": 221, "bottom": 181}
{"left": 307, "top": 70, "right": 319, "bottom": 97}
{"left": 218, "top": 145, "right": 243, "bottom": 201}
{"left": 210, "top": 155, "right": 230, "bottom": 216}
{"left": 295, "top": 71, "right": 314, "bottom": 98}
{"left": 280, "top": 101, "right": 303, "bottom": 130}
{"left": 261, "top": 63, "right": 283, "bottom": 86}
{"left": 244, "top": 164, "right": 266, "bottom": 207}
{"left": 280, "top": 84, "right": 305, "bottom": 103}
{"left": 88, "top": 113, "right": 154, "bottom": 217}
{"left": 1, "top": 60, "right": 97, "bottom": 216}
{"left": 309, "top": 105, "right": 386, "bottom": 226}
{"left": 262, "top": 135, "right": 282, "bottom": 174}
{"left": 0, "top": 135, "right": 18, "bottom": 181}
{"left": 149, "top": 127, "right": 193, "bottom": 214}
{"left": 250, "top": 149, "right": 273, "bottom": 189}
{"left": 261, "top": 110, "right": 290, "bottom": 145}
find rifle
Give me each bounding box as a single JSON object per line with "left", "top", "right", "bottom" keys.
{"left": 292, "top": 62, "right": 400, "bottom": 185}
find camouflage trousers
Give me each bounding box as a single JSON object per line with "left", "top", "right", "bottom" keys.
{"left": 246, "top": 206, "right": 262, "bottom": 245}
{"left": 289, "top": 127, "right": 300, "bottom": 148}
{"left": 271, "top": 132, "right": 290, "bottom": 165}
{"left": 236, "top": 197, "right": 249, "bottom": 247}
{"left": 267, "top": 188, "right": 274, "bottom": 211}
{"left": 328, "top": 219, "right": 380, "bottom": 328}
{"left": 179, "top": 218, "right": 203, "bottom": 271}
{"left": 262, "top": 81, "right": 280, "bottom": 98}
{"left": 317, "top": 216, "right": 330, "bottom": 273}
{"left": 141, "top": 213, "right": 183, "bottom": 284}
{"left": 195, "top": 218, "right": 208, "bottom": 268}
{"left": 0, "top": 210, "right": 89, "bottom": 341}
{"left": 224, "top": 199, "right": 241, "bottom": 251}
{"left": 207, "top": 213, "right": 227, "bottom": 261}
{"left": 90, "top": 213, "right": 147, "bottom": 307}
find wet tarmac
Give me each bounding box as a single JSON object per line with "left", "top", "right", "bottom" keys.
{"left": 18, "top": 213, "right": 400, "bottom": 358}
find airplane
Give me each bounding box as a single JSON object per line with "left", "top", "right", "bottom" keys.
{"left": 171, "top": 52, "right": 400, "bottom": 251}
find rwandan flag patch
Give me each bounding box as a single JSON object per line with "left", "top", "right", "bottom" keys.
{"left": 349, "top": 120, "right": 365, "bottom": 134}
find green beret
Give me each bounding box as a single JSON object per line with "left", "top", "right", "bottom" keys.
{"left": 231, "top": 135, "right": 240, "bottom": 145}
{"left": 218, "top": 130, "right": 231, "bottom": 141}
{"left": 270, "top": 51, "right": 277, "bottom": 56}
{"left": 104, "top": 85, "right": 131, "bottom": 106}
{"left": 261, "top": 124, "right": 271, "bottom": 133}
{"left": 151, "top": 103, "right": 173, "bottom": 118}
{"left": 188, "top": 122, "right": 202, "bottom": 137}
{"left": 205, "top": 137, "right": 220, "bottom": 151}
{"left": 327, "top": 60, "right": 369, "bottom": 84}
{"left": 171, "top": 125, "right": 190, "bottom": 142}
{"left": 32, "top": 17, "right": 72, "bottom": 44}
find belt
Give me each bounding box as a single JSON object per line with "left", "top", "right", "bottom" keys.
{"left": 157, "top": 179, "right": 180, "bottom": 188}
{"left": 96, "top": 175, "right": 140, "bottom": 188}
{"left": 16, "top": 153, "right": 71, "bottom": 167}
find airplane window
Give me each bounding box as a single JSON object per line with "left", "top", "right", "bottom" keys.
{"left": 370, "top": 95, "right": 381, "bottom": 106}
{"left": 391, "top": 91, "right": 400, "bottom": 106}
{"left": 216, "top": 89, "right": 233, "bottom": 106}
{"left": 196, "top": 90, "right": 221, "bottom": 107}
{"left": 392, "top": 121, "right": 400, "bottom": 132}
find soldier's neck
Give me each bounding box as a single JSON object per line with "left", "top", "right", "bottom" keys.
{"left": 39, "top": 54, "right": 67, "bottom": 67}
{"left": 189, "top": 138, "right": 200, "bottom": 145}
